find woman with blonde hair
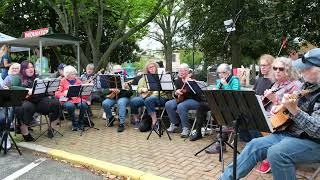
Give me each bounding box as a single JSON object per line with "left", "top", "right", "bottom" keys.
{"left": 256, "top": 56, "right": 302, "bottom": 173}
{"left": 3, "top": 63, "right": 21, "bottom": 87}
{"left": 129, "top": 62, "right": 170, "bottom": 129}
{"left": 0, "top": 45, "right": 12, "bottom": 79}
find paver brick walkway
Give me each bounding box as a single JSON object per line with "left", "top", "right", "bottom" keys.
{"left": 31, "top": 107, "right": 317, "bottom": 180}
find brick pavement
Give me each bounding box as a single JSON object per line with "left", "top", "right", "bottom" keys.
{"left": 30, "top": 107, "right": 317, "bottom": 180}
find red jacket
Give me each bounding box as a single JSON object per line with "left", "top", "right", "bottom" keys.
{"left": 55, "top": 78, "right": 89, "bottom": 104}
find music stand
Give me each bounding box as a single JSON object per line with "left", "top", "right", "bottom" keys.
{"left": 67, "top": 84, "right": 99, "bottom": 136}
{"left": 144, "top": 73, "right": 174, "bottom": 140}
{"left": 0, "top": 90, "right": 28, "bottom": 155}
{"left": 99, "top": 74, "right": 124, "bottom": 89}
{"left": 32, "top": 78, "right": 63, "bottom": 141}
{"left": 99, "top": 74, "right": 124, "bottom": 126}
{"left": 202, "top": 90, "right": 273, "bottom": 179}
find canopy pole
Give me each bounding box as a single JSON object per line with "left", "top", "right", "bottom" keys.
{"left": 28, "top": 49, "right": 31, "bottom": 60}
{"left": 77, "top": 43, "right": 80, "bottom": 75}
{"left": 39, "top": 41, "right": 43, "bottom": 76}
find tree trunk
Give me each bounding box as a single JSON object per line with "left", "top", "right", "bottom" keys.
{"left": 231, "top": 0, "right": 242, "bottom": 68}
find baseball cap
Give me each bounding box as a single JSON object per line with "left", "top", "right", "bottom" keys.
{"left": 58, "top": 63, "right": 66, "bottom": 70}
{"left": 293, "top": 48, "right": 320, "bottom": 70}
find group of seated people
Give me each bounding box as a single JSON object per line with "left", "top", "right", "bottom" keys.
{"left": 1, "top": 47, "right": 319, "bottom": 180}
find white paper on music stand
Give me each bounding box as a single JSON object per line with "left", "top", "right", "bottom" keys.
{"left": 256, "top": 95, "right": 274, "bottom": 133}
{"left": 195, "top": 81, "right": 208, "bottom": 90}
{"left": 81, "top": 84, "right": 94, "bottom": 96}
{"left": 32, "top": 79, "right": 47, "bottom": 95}
{"left": 47, "top": 79, "right": 61, "bottom": 93}
{"left": 159, "top": 74, "right": 174, "bottom": 91}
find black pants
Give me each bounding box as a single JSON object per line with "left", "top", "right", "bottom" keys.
{"left": 194, "top": 101, "right": 211, "bottom": 132}
{"left": 15, "top": 97, "right": 60, "bottom": 125}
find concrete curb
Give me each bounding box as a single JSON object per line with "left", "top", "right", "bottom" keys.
{"left": 18, "top": 142, "right": 171, "bottom": 180}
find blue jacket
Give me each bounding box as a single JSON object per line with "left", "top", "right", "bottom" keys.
{"left": 216, "top": 76, "right": 240, "bottom": 90}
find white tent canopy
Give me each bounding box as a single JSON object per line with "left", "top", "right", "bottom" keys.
{"left": 0, "top": 32, "right": 30, "bottom": 52}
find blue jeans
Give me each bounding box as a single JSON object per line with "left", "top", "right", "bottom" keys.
{"left": 130, "top": 97, "right": 145, "bottom": 115}
{"left": 165, "top": 99, "right": 200, "bottom": 129}
{"left": 63, "top": 102, "right": 88, "bottom": 128}
{"left": 144, "top": 96, "right": 167, "bottom": 114}
{"left": 130, "top": 96, "right": 167, "bottom": 115}
{"left": 221, "top": 133, "right": 320, "bottom": 180}
{"left": 0, "top": 108, "right": 5, "bottom": 135}
{"left": 102, "top": 97, "right": 130, "bottom": 124}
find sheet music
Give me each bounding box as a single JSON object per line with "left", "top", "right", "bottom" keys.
{"left": 32, "top": 78, "right": 61, "bottom": 95}
{"left": 159, "top": 74, "right": 174, "bottom": 91}
{"left": 32, "top": 79, "right": 47, "bottom": 95}
{"left": 47, "top": 79, "right": 60, "bottom": 93}
{"left": 195, "top": 81, "right": 208, "bottom": 90}
{"left": 256, "top": 95, "right": 274, "bottom": 133}
{"left": 81, "top": 84, "right": 94, "bottom": 96}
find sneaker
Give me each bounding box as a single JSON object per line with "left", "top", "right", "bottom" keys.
{"left": 72, "top": 126, "right": 78, "bottom": 131}
{"left": 2, "top": 137, "right": 12, "bottom": 150}
{"left": 22, "top": 133, "right": 34, "bottom": 142}
{"left": 256, "top": 160, "right": 271, "bottom": 174}
{"left": 205, "top": 142, "right": 226, "bottom": 154}
{"left": 189, "top": 129, "right": 203, "bottom": 141}
{"left": 102, "top": 112, "right": 107, "bottom": 120}
{"left": 117, "top": 124, "right": 125, "bottom": 132}
{"left": 167, "top": 123, "right": 179, "bottom": 133}
{"left": 180, "top": 127, "right": 190, "bottom": 138}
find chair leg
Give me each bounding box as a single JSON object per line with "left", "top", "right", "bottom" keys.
{"left": 189, "top": 117, "right": 197, "bottom": 137}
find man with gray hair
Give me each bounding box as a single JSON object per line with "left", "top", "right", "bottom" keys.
{"left": 80, "top": 63, "right": 103, "bottom": 105}
{"left": 165, "top": 63, "right": 202, "bottom": 138}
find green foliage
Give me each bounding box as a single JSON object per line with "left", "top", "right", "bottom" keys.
{"left": 183, "top": 0, "right": 320, "bottom": 66}
{"left": 179, "top": 49, "right": 203, "bottom": 67}
{"left": 133, "top": 56, "right": 148, "bottom": 71}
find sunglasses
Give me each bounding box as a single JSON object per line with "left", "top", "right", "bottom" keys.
{"left": 273, "top": 67, "right": 285, "bottom": 71}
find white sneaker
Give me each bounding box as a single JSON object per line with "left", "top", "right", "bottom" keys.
{"left": 180, "top": 127, "right": 190, "bottom": 138}
{"left": 167, "top": 123, "right": 178, "bottom": 133}
{"left": 102, "top": 112, "right": 107, "bottom": 120}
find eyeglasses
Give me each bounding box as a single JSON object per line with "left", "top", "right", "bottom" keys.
{"left": 217, "top": 71, "right": 227, "bottom": 74}
{"left": 272, "top": 67, "right": 285, "bottom": 71}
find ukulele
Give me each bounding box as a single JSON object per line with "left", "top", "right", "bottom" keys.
{"left": 107, "top": 79, "right": 134, "bottom": 99}
{"left": 176, "top": 82, "right": 187, "bottom": 104}
{"left": 270, "top": 85, "right": 319, "bottom": 130}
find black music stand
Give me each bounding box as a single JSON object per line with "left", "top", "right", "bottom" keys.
{"left": 32, "top": 78, "right": 63, "bottom": 141}
{"left": 144, "top": 74, "right": 174, "bottom": 140}
{"left": 66, "top": 84, "right": 99, "bottom": 136}
{"left": 202, "top": 90, "right": 273, "bottom": 179}
{"left": 99, "top": 74, "right": 124, "bottom": 126}
{"left": 0, "top": 90, "right": 28, "bottom": 155}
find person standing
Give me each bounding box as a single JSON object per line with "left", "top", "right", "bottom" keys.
{"left": 0, "top": 45, "right": 12, "bottom": 80}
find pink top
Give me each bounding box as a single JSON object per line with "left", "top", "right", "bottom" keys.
{"left": 55, "top": 78, "right": 89, "bottom": 104}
